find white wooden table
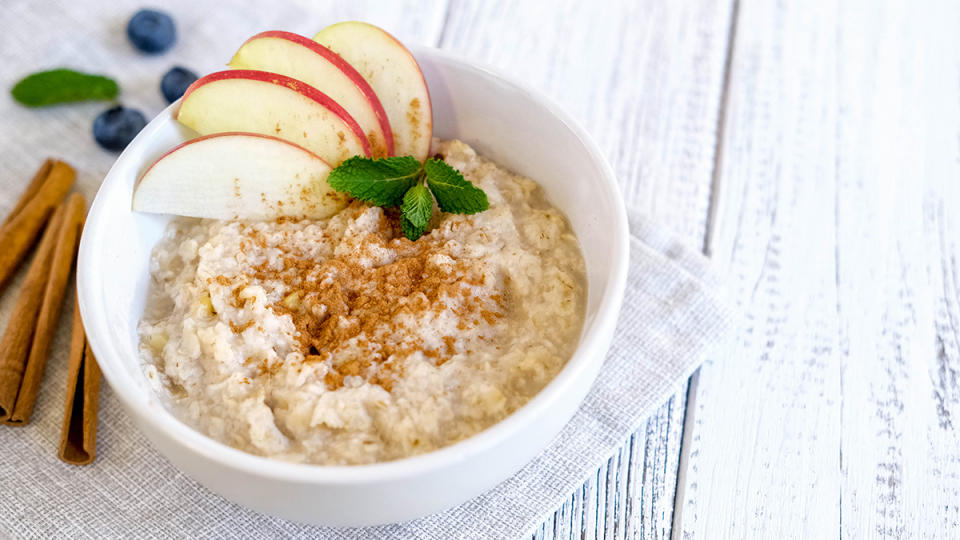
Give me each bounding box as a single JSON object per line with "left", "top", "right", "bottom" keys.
{"left": 4, "top": 0, "right": 958, "bottom": 537}
{"left": 426, "top": 1, "right": 959, "bottom": 537}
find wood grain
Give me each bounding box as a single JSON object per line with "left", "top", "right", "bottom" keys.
{"left": 437, "top": 1, "right": 734, "bottom": 537}
{"left": 675, "top": 0, "right": 847, "bottom": 534}
{"left": 674, "top": 0, "right": 960, "bottom": 537}
{"left": 834, "top": 1, "right": 960, "bottom": 536}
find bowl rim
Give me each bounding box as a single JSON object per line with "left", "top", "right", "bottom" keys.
{"left": 78, "top": 45, "right": 630, "bottom": 485}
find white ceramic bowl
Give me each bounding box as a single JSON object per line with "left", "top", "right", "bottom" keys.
{"left": 77, "top": 46, "right": 628, "bottom": 526}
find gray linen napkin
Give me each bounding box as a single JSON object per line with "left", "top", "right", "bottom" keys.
{"left": 0, "top": 210, "right": 733, "bottom": 539}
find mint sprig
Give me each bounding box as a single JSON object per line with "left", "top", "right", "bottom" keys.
{"left": 424, "top": 159, "right": 489, "bottom": 214}
{"left": 326, "top": 155, "right": 421, "bottom": 206}
{"left": 327, "top": 155, "right": 489, "bottom": 241}
{"left": 12, "top": 69, "right": 118, "bottom": 107}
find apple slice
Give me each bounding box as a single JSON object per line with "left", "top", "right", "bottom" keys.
{"left": 132, "top": 132, "right": 348, "bottom": 220}
{"left": 314, "top": 22, "right": 432, "bottom": 162}
{"left": 175, "top": 70, "right": 370, "bottom": 165}
{"left": 229, "top": 31, "right": 393, "bottom": 158}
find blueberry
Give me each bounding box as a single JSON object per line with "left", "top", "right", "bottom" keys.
{"left": 127, "top": 9, "right": 176, "bottom": 54}
{"left": 161, "top": 66, "right": 198, "bottom": 103}
{"left": 93, "top": 106, "right": 147, "bottom": 151}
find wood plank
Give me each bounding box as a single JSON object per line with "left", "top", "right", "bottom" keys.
{"left": 834, "top": 0, "right": 960, "bottom": 536}
{"left": 639, "top": 392, "right": 687, "bottom": 539}
{"left": 675, "top": 0, "right": 960, "bottom": 537}
{"left": 437, "top": 1, "right": 734, "bottom": 537}
{"left": 290, "top": 0, "right": 449, "bottom": 46}
{"left": 673, "top": 0, "right": 844, "bottom": 535}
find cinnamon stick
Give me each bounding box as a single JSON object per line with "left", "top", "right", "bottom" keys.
{"left": 0, "top": 202, "right": 66, "bottom": 421}
{"left": 0, "top": 160, "right": 74, "bottom": 295}
{"left": 8, "top": 193, "right": 86, "bottom": 425}
{"left": 58, "top": 299, "right": 101, "bottom": 465}
{"left": 2, "top": 159, "right": 52, "bottom": 227}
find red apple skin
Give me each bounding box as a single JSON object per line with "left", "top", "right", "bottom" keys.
{"left": 377, "top": 28, "right": 432, "bottom": 157}
{"left": 137, "top": 131, "right": 331, "bottom": 185}
{"left": 237, "top": 30, "right": 394, "bottom": 156}
{"left": 314, "top": 22, "right": 433, "bottom": 162}
{"left": 175, "top": 69, "right": 372, "bottom": 157}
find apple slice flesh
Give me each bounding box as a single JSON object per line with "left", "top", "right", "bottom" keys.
{"left": 229, "top": 31, "right": 393, "bottom": 158}
{"left": 175, "top": 70, "right": 370, "bottom": 166}
{"left": 314, "top": 22, "right": 432, "bottom": 162}
{"left": 132, "top": 132, "right": 348, "bottom": 220}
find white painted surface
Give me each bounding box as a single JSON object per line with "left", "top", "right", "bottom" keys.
{"left": 676, "top": 0, "right": 960, "bottom": 538}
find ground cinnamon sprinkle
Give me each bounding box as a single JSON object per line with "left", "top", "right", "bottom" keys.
{"left": 240, "top": 206, "right": 504, "bottom": 392}
{"left": 230, "top": 286, "right": 248, "bottom": 309}
{"left": 210, "top": 275, "right": 232, "bottom": 286}
{"left": 442, "top": 336, "right": 456, "bottom": 356}
{"left": 480, "top": 310, "right": 502, "bottom": 325}
{"left": 228, "top": 319, "right": 253, "bottom": 334}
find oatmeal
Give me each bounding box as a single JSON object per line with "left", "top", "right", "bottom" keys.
{"left": 139, "top": 139, "right": 586, "bottom": 465}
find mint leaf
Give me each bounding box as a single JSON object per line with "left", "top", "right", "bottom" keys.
{"left": 424, "top": 158, "right": 489, "bottom": 214}
{"left": 402, "top": 185, "right": 432, "bottom": 227}
{"left": 12, "top": 69, "right": 118, "bottom": 107}
{"left": 327, "top": 155, "right": 422, "bottom": 206}
{"left": 400, "top": 185, "right": 432, "bottom": 240}
{"left": 401, "top": 216, "right": 427, "bottom": 241}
